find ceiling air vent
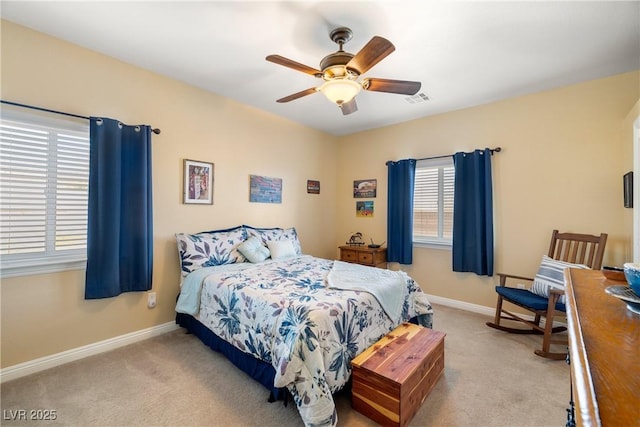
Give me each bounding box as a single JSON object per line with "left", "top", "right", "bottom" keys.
{"left": 405, "top": 92, "right": 430, "bottom": 104}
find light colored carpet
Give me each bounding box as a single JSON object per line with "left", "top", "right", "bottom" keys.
{"left": 1, "top": 304, "right": 569, "bottom": 427}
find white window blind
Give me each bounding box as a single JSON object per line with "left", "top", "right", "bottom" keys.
{"left": 413, "top": 157, "right": 454, "bottom": 247}
{"left": 0, "top": 107, "right": 89, "bottom": 277}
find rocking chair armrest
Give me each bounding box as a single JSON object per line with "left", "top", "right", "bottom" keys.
{"left": 496, "top": 272, "right": 534, "bottom": 287}
{"left": 546, "top": 288, "right": 565, "bottom": 314}
{"left": 548, "top": 288, "right": 566, "bottom": 304}
{"left": 548, "top": 288, "right": 565, "bottom": 297}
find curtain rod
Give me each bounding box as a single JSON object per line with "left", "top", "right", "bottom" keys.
{"left": 416, "top": 147, "right": 501, "bottom": 161}
{"left": 1, "top": 100, "right": 161, "bottom": 135}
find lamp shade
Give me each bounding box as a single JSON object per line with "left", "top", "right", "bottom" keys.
{"left": 319, "top": 79, "right": 361, "bottom": 105}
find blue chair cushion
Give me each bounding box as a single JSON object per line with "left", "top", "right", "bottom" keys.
{"left": 496, "top": 286, "right": 566, "bottom": 312}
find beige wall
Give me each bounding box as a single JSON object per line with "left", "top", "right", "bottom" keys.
{"left": 622, "top": 99, "right": 640, "bottom": 261}
{"left": 1, "top": 20, "right": 639, "bottom": 368}
{"left": 336, "top": 71, "right": 640, "bottom": 308}
{"left": 0, "top": 21, "right": 338, "bottom": 367}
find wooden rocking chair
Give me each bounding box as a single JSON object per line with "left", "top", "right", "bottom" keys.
{"left": 486, "top": 230, "right": 607, "bottom": 359}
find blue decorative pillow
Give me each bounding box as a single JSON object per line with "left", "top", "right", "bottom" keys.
{"left": 530, "top": 255, "right": 589, "bottom": 304}
{"left": 237, "top": 236, "right": 270, "bottom": 263}
{"left": 175, "top": 226, "right": 247, "bottom": 277}
{"left": 244, "top": 225, "right": 302, "bottom": 255}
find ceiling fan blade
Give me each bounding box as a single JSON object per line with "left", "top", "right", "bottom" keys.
{"left": 363, "top": 78, "right": 421, "bottom": 95}
{"left": 266, "top": 55, "right": 322, "bottom": 77}
{"left": 340, "top": 98, "right": 358, "bottom": 115}
{"left": 276, "top": 87, "right": 318, "bottom": 103}
{"left": 346, "top": 36, "right": 395, "bottom": 75}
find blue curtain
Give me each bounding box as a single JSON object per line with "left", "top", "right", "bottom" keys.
{"left": 452, "top": 149, "right": 494, "bottom": 276}
{"left": 386, "top": 159, "right": 416, "bottom": 264}
{"left": 85, "top": 118, "right": 153, "bottom": 299}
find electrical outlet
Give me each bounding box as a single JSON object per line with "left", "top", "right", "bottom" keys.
{"left": 516, "top": 283, "right": 525, "bottom": 289}
{"left": 147, "top": 292, "right": 157, "bottom": 309}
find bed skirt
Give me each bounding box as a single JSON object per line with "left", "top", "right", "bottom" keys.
{"left": 175, "top": 312, "right": 288, "bottom": 401}
{"left": 175, "top": 312, "right": 428, "bottom": 404}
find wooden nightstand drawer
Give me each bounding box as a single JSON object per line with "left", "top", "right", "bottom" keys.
{"left": 341, "top": 249, "right": 357, "bottom": 262}
{"left": 339, "top": 245, "right": 387, "bottom": 268}
{"left": 358, "top": 252, "right": 373, "bottom": 264}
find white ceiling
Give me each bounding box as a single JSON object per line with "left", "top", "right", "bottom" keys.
{"left": 2, "top": 1, "right": 639, "bottom": 136}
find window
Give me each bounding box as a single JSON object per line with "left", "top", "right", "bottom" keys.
{"left": 0, "top": 108, "right": 89, "bottom": 278}
{"left": 413, "top": 157, "right": 455, "bottom": 247}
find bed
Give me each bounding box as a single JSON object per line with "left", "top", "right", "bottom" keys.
{"left": 174, "top": 225, "right": 434, "bottom": 427}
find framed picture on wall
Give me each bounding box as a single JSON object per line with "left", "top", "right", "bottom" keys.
{"left": 353, "top": 179, "right": 377, "bottom": 198}
{"left": 249, "top": 174, "right": 282, "bottom": 203}
{"left": 624, "top": 171, "right": 633, "bottom": 208}
{"left": 356, "top": 201, "right": 374, "bottom": 217}
{"left": 183, "top": 159, "right": 214, "bottom": 204}
{"left": 307, "top": 180, "right": 320, "bottom": 194}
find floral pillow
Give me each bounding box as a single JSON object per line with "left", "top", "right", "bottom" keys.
{"left": 175, "top": 226, "right": 247, "bottom": 277}
{"left": 244, "top": 225, "right": 302, "bottom": 255}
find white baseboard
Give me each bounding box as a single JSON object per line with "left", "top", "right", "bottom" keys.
{"left": 1, "top": 321, "right": 180, "bottom": 383}
{"left": 0, "top": 296, "right": 553, "bottom": 384}
{"left": 426, "top": 294, "right": 565, "bottom": 327}
{"left": 426, "top": 294, "right": 497, "bottom": 317}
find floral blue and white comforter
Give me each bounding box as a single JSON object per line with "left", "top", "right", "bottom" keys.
{"left": 176, "top": 255, "right": 433, "bottom": 427}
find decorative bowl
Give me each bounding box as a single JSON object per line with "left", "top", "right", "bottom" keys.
{"left": 605, "top": 285, "right": 640, "bottom": 315}
{"left": 623, "top": 263, "right": 640, "bottom": 297}
{"left": 601, "top": 266, "right": 626, "bottom": 282}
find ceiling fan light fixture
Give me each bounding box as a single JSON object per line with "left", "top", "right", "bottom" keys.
{"left": 319, "top": 79, "right": 361, "bottom": 105}
{"left": 267, "top": 27, "right": 420, "bottom": 113}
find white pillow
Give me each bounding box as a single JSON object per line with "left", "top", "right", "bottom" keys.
{"left": 530, "top": 255, "right": 590, "bottom": 304}
{"left": 237, "top": 236, "right": 270, "bottom": 263}
{"left": 244, "top": 225, "right": 303, "bottom": 255}
{"left": 267, "top": 239, "right": 297, "bottom": 260}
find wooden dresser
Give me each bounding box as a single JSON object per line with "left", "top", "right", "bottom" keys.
{"left": 564, "top": 268, "right": 640, "bottom": 426}
{"left": 339, "top": 245, "right": 387, "bottom": 268}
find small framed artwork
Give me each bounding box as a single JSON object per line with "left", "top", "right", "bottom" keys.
{"left": 307, "top": 180, "right": 320, "bottom": 194}
{"left": 183, "top": 159, "right": 214, "bottom": 204}
{"left": 250, "top": 174, "right": 282, "bottom": 203}
{"left": 356, "top": 201, "right": 374, "bottom": 217}
{"left": 624, "top": 171, "right": 633, "bottom": 208}
{"left": 353, "top": 179, "right": 377, "bottom": 198}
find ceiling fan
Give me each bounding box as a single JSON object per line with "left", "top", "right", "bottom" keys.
{"left": 266, "top": 27, "right": 421, "bottom": 115}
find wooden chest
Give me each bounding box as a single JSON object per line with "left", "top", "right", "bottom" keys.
{"left": 351, "top": 322, "right": 445, "bottom": 427}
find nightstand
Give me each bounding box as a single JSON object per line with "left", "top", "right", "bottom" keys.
{"left": 339, "top": 245, "right": 387, "bottom": 269}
